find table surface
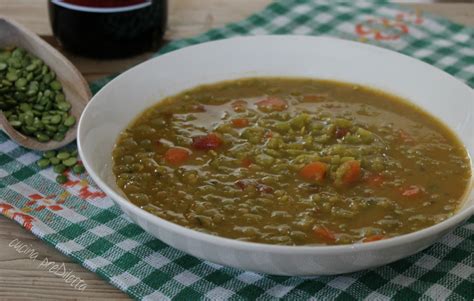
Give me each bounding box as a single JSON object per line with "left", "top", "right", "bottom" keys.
{"left": 1, "top": 0, "right": 473, "bottom": 299}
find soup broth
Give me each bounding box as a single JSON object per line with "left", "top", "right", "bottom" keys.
{"left": 112, "top": 78, "right": 471, "bottom": 245}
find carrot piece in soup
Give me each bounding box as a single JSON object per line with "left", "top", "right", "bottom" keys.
{"left": 335, "top": 160, "right": 361, "bottom": 186}
{"left": 231, "top": 118, "right": 250, "bottom": 128}
{"left": 165, "top": 147, "right": 190, "bottom": 166}
{"left": 256, "top": 97, "right": 288, "bottom": 112}
{"left": 241, "top": 158, "right": 252, "bottom": 168}
{"left": 363, "top": 234, "right": 385, "bottom": 242}
{"left": 313, "top": 226, "right": 336, "bottom": 242}
{"left": 299, "top": 162, "right": 328, "bottom": 182}
{"left": 192, "top": 133, "right": 223, "bottom": 150}
{"left": 401, "top": 185, "right": 423, "bottom": 197}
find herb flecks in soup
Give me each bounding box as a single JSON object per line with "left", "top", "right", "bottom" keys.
{"left": 112, "top": 78, "right": 471, "bottom": 245}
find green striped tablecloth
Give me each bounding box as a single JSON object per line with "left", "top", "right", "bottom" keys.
{"left": 1, "top": 1, "right": 473, "bottom": 300}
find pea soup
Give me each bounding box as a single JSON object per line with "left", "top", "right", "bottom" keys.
{"left": 112, "top": 78, "right": 471, "bottom": 245}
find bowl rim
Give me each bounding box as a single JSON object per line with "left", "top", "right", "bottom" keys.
{"left": 78, "top": 35, "right": 474, "bottom": 254}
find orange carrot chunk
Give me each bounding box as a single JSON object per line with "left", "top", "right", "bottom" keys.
{"left": 231, "top": 118, "right": 250, "bottom": 128}
{"left": 313, "top": 226, "right": 336, "bottom": 242}
{"left": 335, "top": 160, "right": 361, "bottom": 186}
{"left": 343, "top": 160, "right": 361, "bottom": 184}
{"left": 256, "top": 97, "right": 288, "bottom": 112}
{"left": 165, "top": 147, "right": 190, "bottom": 166}
{"left": 241, "top": 158, "right": 252, "bottom": 168}
{"left": 401, "top": 185, "right": 423, "bottom": 197}
{"left": 192, "top": 133, "right": 223, "bottom": 150}
{"left": 363, "top": 234, "right": 385, "bottom": 243}
{"left": 299, "top": 162, "right": 328, "bottom": 182}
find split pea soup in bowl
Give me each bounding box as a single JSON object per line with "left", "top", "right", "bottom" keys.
{"left": 78, "top": 36, "right": 473, "bottom": 275}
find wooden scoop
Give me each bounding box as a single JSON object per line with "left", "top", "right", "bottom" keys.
{"left": 0, "top": 17, "right": 91, "bottom": 151}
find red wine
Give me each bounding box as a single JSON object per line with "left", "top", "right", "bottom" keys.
{"left": 48, "top": 0, "right": 168, "bottom": 58}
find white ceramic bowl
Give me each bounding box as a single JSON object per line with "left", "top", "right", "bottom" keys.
{"left": 78, "top": 36, "right": 473, "bottom": 275}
